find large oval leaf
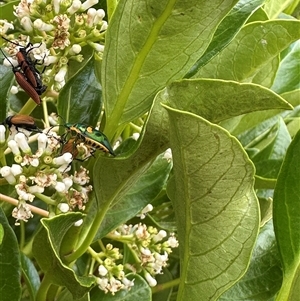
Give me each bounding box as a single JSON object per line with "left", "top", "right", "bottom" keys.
{"left": 163, "top": 104, "right": 260, "bottom": 300}
{"left": 102, "top": 0, "right": 238, "bottom": 137}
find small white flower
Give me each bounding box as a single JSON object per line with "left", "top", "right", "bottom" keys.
{"left": 98, "top": 265, "right": 108, "bottom": 276}
{"left": 97, "top": 277, "right": 108, "bottom": 292}
{"left": 131, "top": 133, "right": 140, "bottom": 141}
{"left": 44, "top": 55, "right": 58, "bottom": 66}
{"left": 121, "top": 277, "right": 135, "bottom": 289}
{"left": 145, "top": 272, "right": 157, "bottom": 287}
{"left": 0, "top": 19, "right": 14, "bottom": 35}
{"left": 12, "top": 201, "right": 33, "bottom": 225}
{"left": 57, "top": 203, "right": 70, "bottom": 213}
{"left": 167, "top": 234, "right": 179, "bottom": 248}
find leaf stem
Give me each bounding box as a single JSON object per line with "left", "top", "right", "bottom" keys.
{"left": 151, "top": 278, "right": 180, "bottom": 294}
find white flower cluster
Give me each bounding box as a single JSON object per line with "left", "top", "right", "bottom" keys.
{"left": 0, "top": 125, "right": 92, "bottom": 224}
{"left": 1, "top": 0, "right": 107, "bottom": 91}
{"left": 113, "top": 223, "right": 179, "bottom": 287}
{"left": 95, "top": 244, "right": 135, "bottom": 295}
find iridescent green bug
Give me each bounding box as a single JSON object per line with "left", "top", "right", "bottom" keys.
{"left": 64, "top": 123, "right": 115, "bottom": 156}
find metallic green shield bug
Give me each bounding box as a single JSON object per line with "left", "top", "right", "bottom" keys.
{"left": 65, "top": 123, "right": 115, "bottom": 156}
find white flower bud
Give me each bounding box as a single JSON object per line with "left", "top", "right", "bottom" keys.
{"left": 20, "top": 16, "right": 33, "bottom": 31}
{"left": 163, "top": 148, "right": 172, "bottom": 161}
{"left": 8, "top": 140, "right": 20, "bottom": 155}
{"left": 98, "top": 265, "right": 108, "bottom": 276}
{"left": 3, "top": 57, "right": 18, "bottom": 67}
{"left": 93, "top": 43, "right": 104, "bottom": 52}
{"left": 1, "top": 166, "right": 15, "bottom": 184}
{"left": 54, "top": 181, "right": 66, "bottom": 192}
{"left": 37, "top": 133, "right": 48, "bottom": 151}
{"left": 141, "top": 204, "right": 153, "bottom": 214}
{"left": 63, "top": 177, "right": 73, "bottom": 190}
{"left": 0, "top": 125, "right": 6, "bottom": 143}
{"left": 96, "top": 277, "right": 108, "bottom": 290}
{"left": 67, "top": 0, "right": 81, "bottom": 14}
{"left": 33, "top": 19, "right": 54, "bottom": 31}
{"left": 57, "top": 203, "right": 70, "bottom": 213}
{"left": 68, "top": 44, "right": 82, "bottom": 55}
{"left": 53, "top": 153, "right": 73, "bottom": 165}
{"left": 55, "top": 65, "right": 68, "bottom": 83}
{"left": 53, "top": 0, "right": 61, "bottom": 14}
{"left": 131, "top": 133, "right": 140, "bottom": 141}
{"left": 81, "top": 0, "right": 98, "bottom": 11}
{"left": 44, "top": 55, "right": 58, "bottom": 66}
{"left": 10, "top": 86, "right": 19, "bottom": 94}
{"left": 100, "top": 21, "right": 108, "bottom": 31}
{"left": 145, "top": 272, "right": 157, "bottom": 287}
{"left": 10, "top": 164, "right": 23, "bottom": 176}
{"left": 87, "top": 8, "right": 97, "bottom": 27}
{"left": 94, "top": 9, "right": 105, "bottom": 24}
{"left": 153, "top": 230, "right": 167, "bottom": 243}
{"left": 74, "top": 219, "right": 83, "bottom": 227}
{"left": 28, "top": 185, "right": 44, "bottom": 194}
{"left": 15, "top": 132, "right": 30, "bottom": 152}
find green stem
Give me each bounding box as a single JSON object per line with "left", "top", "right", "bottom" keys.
{"left": 151, "top": 278, "right": 180, "bottom": 294}
{"left": 35, "top": 193, "right": 57, "bottom": 205}
{"left": 35, "top": 273, "right": 52, "bottom": 301}
{"left": 18, "top": 98, "right": 37, "bottom": 115}
{"left": 65, "top": 199, "right": 112, "bottom": 263}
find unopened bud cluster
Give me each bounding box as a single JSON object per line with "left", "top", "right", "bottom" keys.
{"left": 0, "top": 125, "right": 92, "bottom": 225}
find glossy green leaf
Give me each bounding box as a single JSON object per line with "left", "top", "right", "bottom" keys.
{"left": 90, "top": 274, "right": 151, "bottom": 301}
{"left": 21, "top": 253, "right": 40, "bottom": 300}
{"left": 252, "top": 56, "right": 280, "bottom": 88}
{"left": 185, "top": 0, "right": 264, "bottom": 77}
{"left": 163, "top": 104, "right": 259, "bottom": 300}
{"left": 264, "top": 0, "right": 295, "bottom": 18}
{"left": 251, "top": 117, "right": 291, "bottom": 178}
{"left": 32, "top": 213, "right": 95, "bottom": 300}
{"left": 219, "top": 220, "right": 283, "bottom": 300}
{"left": 0, "top": 1, "right": 18, "bottom": 23}
{"left": 271, "top": 41, "right": 300, "bottom": 94}
{"left": 164, "top": 79, "right": 292, "bottom": 123}
{"left": 0, "top": 64, "right": 14, "bottom": 121}
{"left": 102, "top": 0, "right": 238, "bottom": 137}
{"left": 273, "top": 129, "right": 300, "bottom": 300}
{"left": 82, "top": 94, "right": 170, "bottom": 244}
{"left": 0, "top": 207, "right": 21, "bottom": 301}
{"left": 194, "top": 20, "right": 300, "bottom": 81}
{"left": 94, "top": 152, "right": 172, "bottom": 239}
{"left": 57, "top": 57, "right": 102, "bottom": 126}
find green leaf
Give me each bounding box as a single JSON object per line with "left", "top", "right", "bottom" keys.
{"left": 185, "top": 0, "right": 265, "bottom": 77}
{"left": 273, "top": 129, "right": 300, "bottom": 300}
{"left": 164, "top": 79, "right": 292, "bottom": 123}
{"left": 0, "top": 207, "right": 21, "bottom": 301}
{"left": 271, "top": 41, "right": 300, "bottom": 94}
{"left": 251, "top": 117, "right": 291, "bottom": 178}
{"left": 90, "top": 274, "right": 151, "bottom": 301}
{"left": 32, "top": 213, "right": 95, "bottom": 300}
{"left": 57, "top": 58, "right": 102, "bottom": 126}
{"left": 94, "top": 152, "right": 172, "bottom": 239}
{"left": 163, "top": 104, "right": 260, "bottom": 300}
{"left": 219, "top": 220, "right": 283, "bottom": 300}
{"left": 21, "top": 253, "right": 40, "bottom": 300}
{"left": 0, "top": 1, "right": 18, "bottom": 23}
{"left": 194, "top": 20, "right": 300, "bottom": 81}
{"left": 264, "top": 0, "right": 295, "bottom": 19}
{"left": 0, "top": 64, "right": 14, "bottom": 121}
{"left": 102, "top": 0, "right": 239, "bottom": 137}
